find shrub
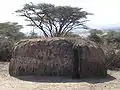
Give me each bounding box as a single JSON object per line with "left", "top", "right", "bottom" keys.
{"left": 102, "top": 42, "right": 120, "bottom": 69}
{"left": 0, "top": 36, "right": 14, "bottom": 61}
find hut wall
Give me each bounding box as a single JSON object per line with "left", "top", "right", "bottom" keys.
{"left": 9, "top": 38, "right": 107, "bottom": 78}
{"left": 9, "top": 39, "right": 74, "bottom": 76}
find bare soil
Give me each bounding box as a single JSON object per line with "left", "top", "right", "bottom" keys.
{"left": 0, "top": 62, "right": 120, "bottom": 90}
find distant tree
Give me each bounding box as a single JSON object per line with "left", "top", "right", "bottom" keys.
{"left": 0, "top": 22, "right": 25, "bottom": 41}
{"left": 26, "top": 23, "right": 39, "bottom": 38}
{"left": 89, "top": 29, "right": 103, "bottom": 35}
{"left": 88, "top": 29, "right": 104, "bottom": 44}
{"left": 65, "top": 32, "right": 80, "bottom": 37}
{"left": 104, "top": 31, "right": 120, "bottom": 43}
{"left": 16, "top": 3, "right": 91, "bottom": 37}
{"left": 88, "top": 29, "right": 120, "bottom": 47}
{"left": 29, "top": 31, "right": 38, "bottom": 38}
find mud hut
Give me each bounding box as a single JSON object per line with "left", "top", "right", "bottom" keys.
{"left": 68, "top": 38, "right": 107, "bottom": 78}
{"left": 9, "top": 37, "right": 107, "bottom": 78}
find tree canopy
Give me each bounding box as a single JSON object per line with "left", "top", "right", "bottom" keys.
{"left": 88, "top": 29, "right": 104, "bottom": 44}
{"left": 0, "top": 22, "right": 25, "bottom": 41}
{"left": 16, "top": 3, "right": 91, "bottom": 37}
{"left": 88, "top": 29, "right": 120, "bottom": 45}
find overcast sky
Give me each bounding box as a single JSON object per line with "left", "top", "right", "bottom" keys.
{"left": 0, "top": 0, "right": 120, "bottom": 33}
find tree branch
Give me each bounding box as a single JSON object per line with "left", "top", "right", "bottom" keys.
{"left": 23, "top": 13, "right": 48, "bottom": 37}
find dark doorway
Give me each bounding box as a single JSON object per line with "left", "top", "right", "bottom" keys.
{"left": 72, "top": 46, "right": 82, "bottom": 78}
{"left": 78, "top": 46, "right": 82, "bottom": 78}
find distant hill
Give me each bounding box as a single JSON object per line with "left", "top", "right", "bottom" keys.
{"left": 101, "top": 25, "right": 120, "bottom": 32}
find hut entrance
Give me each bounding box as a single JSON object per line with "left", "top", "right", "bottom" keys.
{"left": 72, "top": 46, "right": 82, "bottom": 78}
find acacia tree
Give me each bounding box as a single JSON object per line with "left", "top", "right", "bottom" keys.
{"left": 16, "top": 3, "right": 91, "bottom": 37}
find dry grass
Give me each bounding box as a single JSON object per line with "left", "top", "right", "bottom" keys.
{"left": 0, "top": 62, "right": 120, "bottom": 90}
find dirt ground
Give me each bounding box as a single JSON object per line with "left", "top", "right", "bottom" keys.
{"left": 0, "top": 62, "right": 120, "bottom": 90}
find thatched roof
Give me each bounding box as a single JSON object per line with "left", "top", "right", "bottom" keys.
{"left": 14, "top": 37, "right": 98, "bottom": 49}
{"left": 9, "top": 37, "right": 107, "bottom": 78}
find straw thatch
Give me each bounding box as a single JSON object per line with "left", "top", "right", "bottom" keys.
{"left": 9, "top": 38, "right": 74, "bottom": 76}
{"left": 9, "top": 37, "right": 107, "bottom": 78}
{"left": 75, "top": 46, "right": 107, "bottom": 78}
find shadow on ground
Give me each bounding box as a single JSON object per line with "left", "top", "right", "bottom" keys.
{"left": 16, "top": 74, "right": 116, "bottom": 84}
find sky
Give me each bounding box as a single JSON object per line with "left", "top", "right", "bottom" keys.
{"left": 0, "top": 0, "right": 120, "bottom": 34}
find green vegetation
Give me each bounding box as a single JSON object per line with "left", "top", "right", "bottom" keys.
{"left": 88, "top": 29, "right": 120, "bottom": 69}
{"left": 0, "top": 22, "right": 25, "bottom": 61}
{"left": 0, "top": 36, "right": 13, "bottom": 61}
{"left": 0, "top": 22, "right": 25, "bottom": 41}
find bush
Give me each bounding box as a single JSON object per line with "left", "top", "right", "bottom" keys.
{"left": 0, "top": 36, "right": 14, "bottom": 61}
{"left": 102, "top": 42, "right": 120, "bottom": 69}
